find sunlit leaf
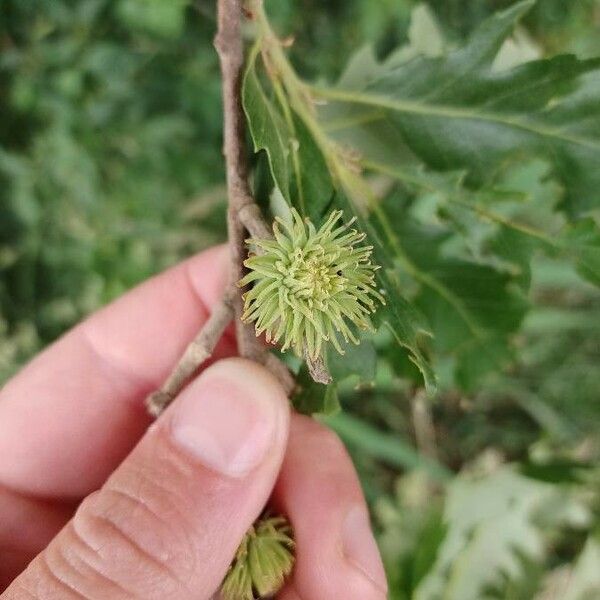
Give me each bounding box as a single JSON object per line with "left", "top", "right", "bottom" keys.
{"left": 416, "top": 466, "right": 591, "bottom": 600}
{"left": 318, "top": 0, "right": 600, "bottom": 215}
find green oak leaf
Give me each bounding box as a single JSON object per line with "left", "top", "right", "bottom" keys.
{"left": 243, "top": 47, "right": 333, "bottom": 223}
{"left": 561, "top": 218, "right": 600, "bottom": 287}
{"left": 245, "top": 0, "right": 600, "bottom": 393}
{"left": 334, "top": 192, "right": 436, "bottom": 393}
{"left": 563, "top": 534, "right": 600, "bottom": 600}
{"left": 415, "top": 466, "right": 591, "bottom": 600}
{"left": 375, "top": 206, "right": 528, "bottom": 390}
{"left": 116, "top": 0, "right": 188, "bottom": 38}
{"left": 242, "top": 41, "right": 436, "bottom": 392}
{"left": 289, "top": 112, "right": 334, "bottom": 223}
{"left": 325, "top": 335, "right": 377, "bottom": 387}
{"left": 293, "top": 366, "right": 341, "bottom": 416}
{"left": 318, "top": 0, "right": 600, "bottom": 215}
{"left": 243, "top": 45, "right": 291, "bottom": 202}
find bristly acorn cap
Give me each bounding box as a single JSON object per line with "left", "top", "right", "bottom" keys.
{"left": 240, "top": 209, "right": 385, "bottom": 361}
{"left": 221, "top": 515, "right": 295, "bottom": 600}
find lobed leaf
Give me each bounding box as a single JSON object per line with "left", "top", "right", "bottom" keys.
{"left": 243, "top": 47, "right": 333, "bottom": 223}
{"left": 318, "top": 0, "right": 600, "bottom": 216}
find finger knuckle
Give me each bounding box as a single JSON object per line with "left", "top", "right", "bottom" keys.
{"left": 34, "top": 546, "right": 91, "bottom": 599}
{"left": 65, "top": 483, "right": 197, "bottom": 597}
{"left": 7, "top": 578, "right": 54, "bottom": 600}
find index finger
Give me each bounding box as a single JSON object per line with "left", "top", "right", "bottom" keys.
{"left": 0, "top": 245, "right": 233, "bottom": 499}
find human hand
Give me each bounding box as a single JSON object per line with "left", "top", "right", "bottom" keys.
{"left": 0, "top": 245, "right": 387, "bottom": 599}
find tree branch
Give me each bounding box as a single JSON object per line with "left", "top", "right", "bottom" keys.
{"left": 145, "top": 0, "right": 297, "bottom": 419}
{"left": 239, "top": 203, "right": 273, "bottom": 240}
{"left": 214, "top": 0, "right": 299, "bottom": 391}
{"left": 215, "top": 0, "right": 266, "bottom": 365}
{"left": 411, "top": 389, "right": 439, "bottom": 461}
{"left": 146, "top": 287, "right": 236, "bottom": 416}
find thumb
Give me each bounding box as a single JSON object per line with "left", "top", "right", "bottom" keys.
{"left": 5, "top": 358, "right": 289, "bottom": 600}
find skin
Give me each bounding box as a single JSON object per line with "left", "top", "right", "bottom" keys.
{"left": 0, "top": 245, "right": 387, "bottom": 600}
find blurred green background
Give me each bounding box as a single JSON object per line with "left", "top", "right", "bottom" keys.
{"left": 1, "top": 1, "right": 599, "bottom": 598}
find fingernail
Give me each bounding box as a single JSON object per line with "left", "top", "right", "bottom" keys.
{"left": 170, "top": 360, "right": 280, "bottom": 477}
{"left": 342, "top": 506, "right": 388, "bottom": 593}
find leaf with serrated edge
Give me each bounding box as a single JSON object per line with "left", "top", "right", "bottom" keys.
{"left": 243, "top": 46, "right": 333, "bottom": 221}
{"left": 243, "top": 45, "right": 291, "bottom": 201}
{"left": 317, "top": 0, "right": 600, "bottom": 215}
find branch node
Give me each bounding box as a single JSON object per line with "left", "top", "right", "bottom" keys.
{"left": 239, "top": 203, "right": 273, "bottom": 240}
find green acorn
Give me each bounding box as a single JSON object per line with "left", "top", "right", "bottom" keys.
{"left": 221, "top": 515, "right": 295, "bottom": 600}
{"left": 240, "top": 209, "right": 385, "bottom": 361}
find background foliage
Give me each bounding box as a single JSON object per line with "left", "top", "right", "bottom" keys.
{"left": 1, "top": 1, "right": 599, "bottom": 598}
